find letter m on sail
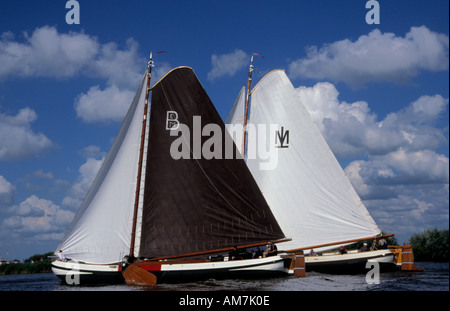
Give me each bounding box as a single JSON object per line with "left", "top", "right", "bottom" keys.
{"left": 275, "top": 126, "right": 289, "bottom": 148}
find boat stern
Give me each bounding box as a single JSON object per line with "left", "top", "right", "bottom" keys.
{"left": 389, "top": 245, "right": 424, "bottom": 272}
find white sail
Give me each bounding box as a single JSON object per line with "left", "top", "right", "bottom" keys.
{"left": 56, "top": 72, "right": 149, "bottom": 264}
{"left": 227, "top": 70, "right": 381, "bottom": 251}
{"left": 225, "top": 86, "right": 246, "bottom": 156}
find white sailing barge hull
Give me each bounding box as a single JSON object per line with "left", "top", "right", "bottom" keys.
{"left": 133, "top": 255, "right": 293, "bottom": 283}
{"left": 305, "top": 249, "right": 397, "bottom": 273}
{"left": 51, "top": 260, "right": 123, "bottom": 284}
{"left": 52, "top": 255, "right": 292, "bottom": 285}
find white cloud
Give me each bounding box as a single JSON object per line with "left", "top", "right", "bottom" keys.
{"left": 62, "top": 156, "right": 104, "bottom": 209}
{"left": 0, "top": 26, "right": 143, "bottom": 84}
{"left": 295, "top": 80, "right": 448, "bottom": 242}
{"left": 344, "top": 161, "right": 370, "bottom": 196}
{"left": 296, "top": 82, "right": 448, "bottom": 157}
{"left": 207, "top": 49, "right": 248, "bottom": 81}
{"left": 343, "top": 147, "right": 448, "bottom": 243}
{"left": 74, "top": 85, "right": 135, "bottom": 123}
{"left": 77, "top": 145, "right": 105, "bottom": 159}
{"left": 345, "top": 149, "right": 449, "bottom": 189}
{"left": 0, "top": 154, "right": 104, "bottom": 246}
{"left": 394, "top": 94, "right": 449, "bottom": 125}
{"left": 346, "top": 162, "right": 449, "bottom": 242}
{"left": 1, "top": 195, "right": 74, "bottom": 239}
{"left": 289, "top": 26, "right": 449, "bottom": 88}
{"left": 0, "top": 26, "right": 145, "bottom": 123}
{"left": 26, "top": 170, "right": 54, "bottom": 181}
{"left": 0, "top": 175, "right": 15, "bottom": 208}
{"left": 73, "top": 37, "right": 144, "bottom": 122}
{"left": 383, "top": 149, "right": 449, "bottom": 183}
{"left": 0, "top": 108, "right": 53, "bottom": 160}
{"left": 364, "top": 184, "right": 448, "bottom": 239}
{"left": 87, "top": 38, "right": 143, "bottom": 89}
{"left": 0, "top": 26, "right": 99, "bottom": 80}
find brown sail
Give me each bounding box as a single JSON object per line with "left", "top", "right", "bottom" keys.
{"left": 138, "top": 67, "right": 285, "bottom": 258}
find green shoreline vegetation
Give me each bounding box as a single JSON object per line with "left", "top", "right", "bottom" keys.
{"left": 349, "top": 229, "right": 448, "bottom": 262}
{"left": 409, "top": 228, "right": 449, "bottom": 262}
{"left": 0, "top": 229, "right": 448, "bottom": 275}
{"left": 0, "top": 252, "right": 53, "bottom": 275}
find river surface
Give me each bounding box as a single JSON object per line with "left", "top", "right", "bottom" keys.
{"left": 0, "top": 262, "right": 447, "bottom": 291}
{"left": 1, "top": 262, "right": 447, "bottom": 309}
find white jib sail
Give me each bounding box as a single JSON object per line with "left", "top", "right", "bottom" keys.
{"left": 227, "top": 70, "right": 380, "bottom": 252}
{"left": 55, "top": 72, "right": 148, "bottom": 264}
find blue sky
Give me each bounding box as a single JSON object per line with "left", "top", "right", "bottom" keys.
{"left": 0, "top": 0, "right": 448, "bottom": 260}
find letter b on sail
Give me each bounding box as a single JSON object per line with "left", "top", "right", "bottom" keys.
{"left": 166, "top": 111, "right": 180, "bottom": 130}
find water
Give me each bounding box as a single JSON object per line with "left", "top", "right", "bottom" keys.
{"left": 0, "top": 262, "right": 447, "bottom": 291}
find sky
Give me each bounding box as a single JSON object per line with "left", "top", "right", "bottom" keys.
{"left": 0, "top": 0, "right": 448, "bottom": 260}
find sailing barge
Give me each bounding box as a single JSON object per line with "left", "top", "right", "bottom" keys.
{"left": 52, "top": 55, "right": 299, "bottom": 285}
{"left": 226, "top": 63, "right": 421, "bottom": 274}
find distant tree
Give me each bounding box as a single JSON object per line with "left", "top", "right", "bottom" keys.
{"left": 0, "top": 252, "right": 53, "bottom": 274}
{"left": 26, "top": 252, "right": 54, "bottom": 263}
{"left": 409, "top": 228, "right": 449, "bottom": 262}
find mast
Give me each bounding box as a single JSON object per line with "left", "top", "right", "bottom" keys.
{"left": 129, "top": 51, "right": 165, "bottom": 258}
{"left": 241, "top": 53, "right": 263, "bottom": 158}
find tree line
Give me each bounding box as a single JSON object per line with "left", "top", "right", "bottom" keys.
{"left": 409, "top": 228, "right": 449, "bottom": 262}
{"left": 0, "top": 252, "right": 53, "bottom": 275}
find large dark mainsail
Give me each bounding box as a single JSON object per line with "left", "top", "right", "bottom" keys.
{"left": 138, "top": 67, "right": 285, "bottom": 258}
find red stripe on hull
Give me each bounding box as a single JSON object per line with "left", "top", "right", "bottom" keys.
{"left": 140, "top": 264, "right": 162, "bottom": 272}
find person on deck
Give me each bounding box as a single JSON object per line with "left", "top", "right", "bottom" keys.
{"left": 339, "top": 246, "right": 347, "bottom": 254}
{"left": 378, "top": 238, "right": 387, "bottom": 249}
{"left": 254, "top": 247, "right": 263, "bottom": 258}
{"left": 371, "top": 239, "right": 378, "bottom": 251}
{"left": 360, "top": 243, "right": 369, "bottom": 252}
{"left": 58, "top": 250, "right": 66, "bottom": 261}
{"left": 267, "top": 242, "right": 278, "bottom": 256}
